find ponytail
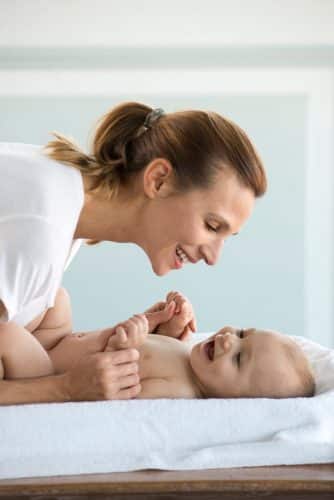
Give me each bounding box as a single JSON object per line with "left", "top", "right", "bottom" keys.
{"left": 44, "top": 102, "right": 152, "bottom": 199}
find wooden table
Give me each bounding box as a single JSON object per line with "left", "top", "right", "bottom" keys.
{"left": 1, "top": 464, "right": 334, "bottom": 500}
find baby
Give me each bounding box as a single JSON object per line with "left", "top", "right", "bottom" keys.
{"left": 0, "top": 290, "right": 315, "bottom": 399}
{"left": 101, "top": 292, "right": 316, "bottom": 399}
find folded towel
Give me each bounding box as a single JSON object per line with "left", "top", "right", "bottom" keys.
{"left": 0, "top": 333, "right": 333, "bottom": 479}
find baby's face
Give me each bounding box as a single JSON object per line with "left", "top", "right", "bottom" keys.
{"left": 189, "top": 326, "right": 300, "bottom": 398}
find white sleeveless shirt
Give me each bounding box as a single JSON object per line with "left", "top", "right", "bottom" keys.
{"left": 0, "top": 143, "right": 84, "bottom": 326}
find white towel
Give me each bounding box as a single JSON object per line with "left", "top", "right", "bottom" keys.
{"left": 0, "top": 333, "right": 333, "bottom": 479}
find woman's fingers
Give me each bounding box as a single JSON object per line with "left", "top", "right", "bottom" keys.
{"left": 116, "top": 383, "right": 141, "bottom": 400}
{"left": 118, "top": 373, "right": 140, "bottom": 389}
{"left": 108, "top": 347, "right": 139, "bottom": 364}
{"left": 63, "top": 349, "right": 140, "bottom": 402}
{"left": 114, "top": 360, "right": 139, "bottom": 377}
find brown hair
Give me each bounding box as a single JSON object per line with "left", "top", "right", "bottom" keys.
{"left": 246, "top": 336, "right": 316, "bottom": 400}
{"left": 44, "top": 101, "right": 267, "bottom": 201}
{"left": 282, "top": 341, "right": 316, "bottom": 398}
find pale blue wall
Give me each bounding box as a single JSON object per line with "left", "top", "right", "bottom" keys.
{"left": 0, "top": 93, "right": 306, "bottom": 336}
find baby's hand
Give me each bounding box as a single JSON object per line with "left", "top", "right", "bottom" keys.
{"left": 155, "top": 291, "right": 196, "bottom": 341}
{"left": 144, "top": 300, "right": 176, "bottom": 332}
{"left": 104, "top": 314, "right": 149, "bottom": 351}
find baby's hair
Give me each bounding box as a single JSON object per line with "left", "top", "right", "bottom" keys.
{"left": 247, "top": 334, "right": 316, "bottom": 399}
{"left": 282, "top": 340, "right": 316, "bottom": 398}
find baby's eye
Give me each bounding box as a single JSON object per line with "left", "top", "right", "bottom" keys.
{"left": 205, "top": 222, "right": 218, "bottom": 232}
{"left": 236, "top": 352, "right": 241, "bottom": 366}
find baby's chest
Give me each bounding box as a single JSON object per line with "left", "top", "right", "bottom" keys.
{"left": 138, "top": 340, "right": 188, "bottom": 381}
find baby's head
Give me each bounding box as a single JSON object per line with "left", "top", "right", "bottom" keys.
{"left": 189, "top": 326, "right": 315, "bottom": 399}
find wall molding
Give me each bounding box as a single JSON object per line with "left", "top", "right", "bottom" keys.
{"left": 1, "top": 47, "right": 334, "bottom": 70}
{"left": 0, "top": 67, "right": 333, "bottom": 344}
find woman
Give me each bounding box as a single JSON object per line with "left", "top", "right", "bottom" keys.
{"left": 0, "top": 102, "right": 267, "bottom": 404}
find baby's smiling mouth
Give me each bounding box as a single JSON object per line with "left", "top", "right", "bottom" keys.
{"left": 205, "top": 340, "right": 215, "bottom": 361}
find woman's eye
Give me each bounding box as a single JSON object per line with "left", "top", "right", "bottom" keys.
{"left": 238, "top": 329, "right": 244, "bottom": 338}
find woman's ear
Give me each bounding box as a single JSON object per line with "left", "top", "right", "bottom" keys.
{"left": 143, "top": 158, "right": 174, "bottom": 199}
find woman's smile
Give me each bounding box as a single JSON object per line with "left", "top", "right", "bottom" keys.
{"left": 175, "top": 244, "right": 197, "bottom": 269}
{"left": 145, "top": 169, "right": 255, "bottom": 276}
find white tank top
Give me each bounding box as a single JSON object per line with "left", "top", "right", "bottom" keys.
{"left": 0, "top": 142, "right": 84, "bottom": 325}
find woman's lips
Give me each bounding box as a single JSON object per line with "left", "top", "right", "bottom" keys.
{"left": 174, "top": 252, "right": 183, "bottom": 269}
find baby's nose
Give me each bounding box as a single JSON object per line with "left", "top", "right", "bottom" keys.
{"left": 217, "top": 332, "right": 234, "bottom": 352}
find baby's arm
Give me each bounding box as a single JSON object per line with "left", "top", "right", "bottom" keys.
{"left": 104, "top": 314, "right": 149, "bottom": 351}
{"left": 31, "top": 287, "right": 73, "bottom": 350}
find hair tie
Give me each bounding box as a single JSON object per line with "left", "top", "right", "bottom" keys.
{"left": 143, "top": 108, "right": 165, "bottom": 131}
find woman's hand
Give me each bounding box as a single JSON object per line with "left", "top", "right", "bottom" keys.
{"left": 150, "top": 291, "right": 197, "bottom": 341}
{"left": 103, "top": 314, "right": 149, "bottom": 351}
{"left": 61, "top": 348, "right": 141, "bottom": 401}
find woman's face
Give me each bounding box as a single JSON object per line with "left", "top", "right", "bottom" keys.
{"left": 137, "top": 166, "right": 255, "bottom": 276}
{"left": 190, "top": 327, "right": 298, "bottom": 398}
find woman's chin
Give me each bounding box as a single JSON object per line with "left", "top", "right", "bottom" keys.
{"left": 153, "top": 266, "right": 170, "bottom": 277}
{"left": 151, "top": 260, "right": 170, "bottom": 276}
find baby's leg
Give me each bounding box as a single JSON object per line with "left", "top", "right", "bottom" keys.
{"left": 32, "top": 287, "right": 73, "bottom": 350}
{"left": 0, "top": 322, "right": 54, "bottom": 379}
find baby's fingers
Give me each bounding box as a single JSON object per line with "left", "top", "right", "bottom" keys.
{"left": 189, "top": 318, "right": 197, "bottom": 332}
{"left": 179, "top": 325, "right": 193, "bottom": 342}
{"left": 105, "top": 326, "right": 128, "bottom": 351}
{"left": 178, "top": 300, "right": 194, "bottom": 321}
{"left": 115, "top": 326, "right": 128, "bottom": 345}
{"left": 133, "top": 313, "right": 149, "bottom": 331}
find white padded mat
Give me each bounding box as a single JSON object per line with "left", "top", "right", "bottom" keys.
{"left": 0, "top": 333, "right": 333, "bottom": 479}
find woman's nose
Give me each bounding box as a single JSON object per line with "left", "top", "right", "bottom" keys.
{"left": 203, "top": 239, "right": 225, "bottom": 266}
